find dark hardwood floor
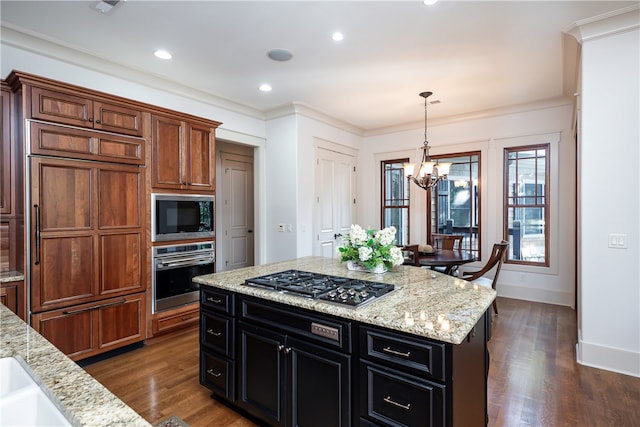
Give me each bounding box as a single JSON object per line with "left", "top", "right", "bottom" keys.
{"left": 84, "top": 298, "right": 640, "bottom": 426}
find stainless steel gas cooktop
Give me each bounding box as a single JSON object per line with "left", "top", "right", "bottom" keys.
{"left": 244, "top": 269, "right": 394, "bottom": 308}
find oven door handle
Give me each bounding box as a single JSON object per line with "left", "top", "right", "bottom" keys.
{"left": 158, "top": 258, "right": 214, "bottom": 269}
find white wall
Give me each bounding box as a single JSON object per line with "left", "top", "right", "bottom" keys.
{"left": 360, "top": 103, "right": 577, "bottom": 307}
{"left": 264, "top": 115, "right": 299, "bottom": 262}
{"left": 573, "top": 9, "right": 640, "bottom": 377}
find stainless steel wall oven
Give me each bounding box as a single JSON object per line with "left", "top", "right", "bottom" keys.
{"left": 153, "top": 242, "right": 215, "bottom": 313}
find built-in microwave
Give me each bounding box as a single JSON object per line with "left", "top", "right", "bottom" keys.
{"left": 151, "top": 193, "right": 214, "bottom": 242}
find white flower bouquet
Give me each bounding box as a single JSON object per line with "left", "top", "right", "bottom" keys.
{"left": 337, "top": 224, "right": 404, "bottom": 271}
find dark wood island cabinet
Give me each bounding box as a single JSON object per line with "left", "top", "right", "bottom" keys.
{"left": 195, "top": 256, "right": 494, "bottom": 427}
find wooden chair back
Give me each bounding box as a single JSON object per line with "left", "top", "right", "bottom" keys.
{"left": 432, "top": 234, "right": 464, "bottom": 250}
{"left": 400, "top": 244, "right": 421, "bottom": 266}
{"left": 462, "top": 240, "right": 509, "bottom": 314}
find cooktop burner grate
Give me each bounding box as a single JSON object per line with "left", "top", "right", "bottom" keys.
{"left": 244, "top": 269, "right": 394, "bottom": 307}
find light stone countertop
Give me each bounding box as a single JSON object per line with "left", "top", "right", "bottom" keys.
{"left": 0, "top": 270, "right": 24, "bottom": 283}
{"left": 193, "top": 256, "right": 496, "bottom": 345}
{"left": 0, "top": 303, "right": 151, "bottom": 427}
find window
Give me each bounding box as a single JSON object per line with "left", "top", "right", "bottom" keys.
{"left": 381, "top": 159, "right": 410, "bottom": 245}
{"left": 504, "top": 144, "right": 549, "bottom": 265}
{"left": 429, "top": 152, "right": 480, "bottom": 259}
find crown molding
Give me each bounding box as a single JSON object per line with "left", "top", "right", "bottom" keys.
{"left": 264, "top": 102, "right": 365, "bottom": 136}
{"left": 364, "top": 96, "right": 574, "bottom": 137}
{"left": 566, "top": 4, "right": 640, "bottom": 43}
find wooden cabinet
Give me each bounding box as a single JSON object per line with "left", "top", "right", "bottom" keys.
{"left": 200, "top": 288, "right": 235, "bottom": 400}
{"left": 29, "top": 121, "right": 144, "bottom": 165}
{"left": 202, "top": 295, "right": 353, "bottom": 427}
{"left": 30, "top": 86, "right": 143, "bottom": 136}
{"left": 151, "top": 114, "right": 216, "bottom": 191}
{"left": 30, "top": 156, "right": 144, "bottom": 313}
{"left": 31, "top": 292, "right": 147, "bottom": 361}
{"left": 359, "top": 322, "right": 488, "bottom": 427}
{"left": 1, "top": 83, "right": 11, "bottom": 214}
{"left": 0, "top": 279, "right": 25, "bottom": 320}
{"left": 237, "top": 322, "right": 352, "bottom": 427}
{"left": 152, "top": 304, "right": 199, "bottom": 335}
{"left": 359, "top": 326, "right": 446, "bottom": 426}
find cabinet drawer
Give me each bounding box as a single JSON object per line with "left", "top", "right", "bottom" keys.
{"left": 360, "top": 361, "right": 445, "bottom": 427}
{"left": 201, "top": 311, "right": 234, "bottom": 357}
{"left": 200, "top": 350, "right": 234, "bottom": 401}
{"left": 153, "top": 306, "right": 199, "bottom": 335}
{"left": 201, "top": 288, "right": 234, "bottom": 314}
{"left": 361, "top": 326, "right": 445, "bottom": 381}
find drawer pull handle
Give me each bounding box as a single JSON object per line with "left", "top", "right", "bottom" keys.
{"left": 383, "top": 346, "right": 411, "bottom": 358}
{"left": 206, "top": 369, "right": 222, "bottom": 378}
{"left": 384, "top": 396, "right": 411, "bottom": 411}
{"left": 182, "top": 316, "right": 194, "bottom": 321}
{"left": 207, "top": 297, "right": 222, "bottom": 303}
{"left": 207, "top": 329, "right": 222, "bottom": 336}
{"left": 62, "top": 298, "right": 127, "bottom": 315}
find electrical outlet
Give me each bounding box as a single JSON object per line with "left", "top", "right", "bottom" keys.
{"left": 278, "top": 224, "right": 285, "bottom": 232}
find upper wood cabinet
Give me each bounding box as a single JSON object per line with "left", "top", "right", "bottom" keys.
{"left": 152, "top": 114, "right": 217, "bottom": 191}
{"left": 29, "top": 121, "right": 144, "bottom": 165}
{"left": 30, "top": 86, "right": 143, "bottom": 137}
{"left": 1, "top": 83, "right": 11, "bottom": 214}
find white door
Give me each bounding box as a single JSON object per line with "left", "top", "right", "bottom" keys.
{"left": 315, "top": 148, "right": 356, "bottom": 258}
{"left": 220, "top": 152, "right": 254, "bottom": 271}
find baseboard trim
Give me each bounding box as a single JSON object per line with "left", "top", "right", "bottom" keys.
{"left": 497, "top": 283, "right": 574, "bottom": 307}
{"left": 577, "top": 340, "right": 640, "bottom": 378}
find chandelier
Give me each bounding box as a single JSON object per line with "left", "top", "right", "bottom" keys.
{"left": 404, "top": 91, "right": 451, "bottom": 190}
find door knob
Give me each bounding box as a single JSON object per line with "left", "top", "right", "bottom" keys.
{"left": 334, "top": 233, "right": 343, "bottom": 239}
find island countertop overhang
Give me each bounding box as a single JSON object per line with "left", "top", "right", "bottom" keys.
{"left": 193, "top": 256, "right": 496, "bottom": 345}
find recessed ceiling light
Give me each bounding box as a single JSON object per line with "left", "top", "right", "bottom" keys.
{"left": 267, "top": 49, "right": 293, "bottom": 62}
{"left": 259, "top": 84, "right": 272, "bottom": 92}
{"left": 332, "top": 32, "right": 344, "bottom": 42}
{"left": 424, "top": 0, "right": 438, "bottom": 5}
{"left": 154, "top": 49, "right": 172, "bottom": 60}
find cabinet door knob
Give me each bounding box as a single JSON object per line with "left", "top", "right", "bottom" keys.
{"left": 207, "top": 329, "right": 222, "bottom": 337}
{"left": 277, "top": 344, "right": 285, "bottom": 352}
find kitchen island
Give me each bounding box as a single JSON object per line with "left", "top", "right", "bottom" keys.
{"left": 194, "top": 256, "right": 495, "bottom": 427}
{"left": 0, "top": 303, "right": 151, "bottom": 427}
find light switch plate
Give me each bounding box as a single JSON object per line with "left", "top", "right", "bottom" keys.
{"left": 608, "top": 233, "right": 628, "bottom": 249}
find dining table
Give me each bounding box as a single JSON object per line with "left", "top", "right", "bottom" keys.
{"left": 418, "top": 249, "right": 477, "bottom": 275}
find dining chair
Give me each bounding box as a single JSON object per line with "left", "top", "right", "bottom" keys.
{"left": 461, "top": 240, "right": 509, "bottom": 315}
{"left": 400, "top": 244, "right": 421, "bottom": 266}
{"left": 431, "top": 234, "right": 464, "bottom": 275}
{"left": 432, "top": 234, "right": 464, "bottom": 250}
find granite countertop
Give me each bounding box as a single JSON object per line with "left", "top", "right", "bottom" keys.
{"left": 193, "top": 256, "right": 496, "bottom": 345}
{"left": 0, "top": 270, "right": 24, "bottom": 283}
{"left": 0, "top": 303, "right": 151, "bottom": 427}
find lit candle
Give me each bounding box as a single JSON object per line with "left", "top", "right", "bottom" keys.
{"left": 425, "top": 320, "right": 434, "bottom": 330}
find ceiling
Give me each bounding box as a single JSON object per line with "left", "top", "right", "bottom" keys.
{"left": 1, "top": 1, "right": 636, "bottom": 133}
